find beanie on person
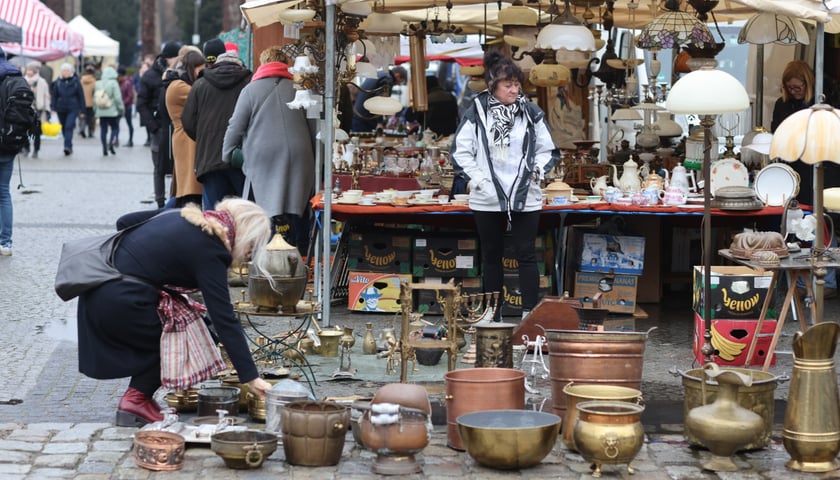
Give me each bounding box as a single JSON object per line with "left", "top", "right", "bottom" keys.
{"left": 161, "top": 41, "right": 183, "bottom": 59}
{"left": 203, "top": 38, "right": 226, "bottom": 63}
{"left": 224, "top": 42, "right": 239, "bottom": 55}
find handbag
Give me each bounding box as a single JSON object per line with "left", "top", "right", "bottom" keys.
{"left": 54, "top": 210, "right": 176, "bottom": 301}
{"left": 158, "top": 288, "right": 226, "bottom": 390}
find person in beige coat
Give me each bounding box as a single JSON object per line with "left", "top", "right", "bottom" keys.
{"left": 24, "top": 61, "right": 50, "bottom": 158}
{"left": 166, "top": 50, "right": 206, "bottom": 207}
{"left": 80, "top": 64, "right": 97, "bottom": 138}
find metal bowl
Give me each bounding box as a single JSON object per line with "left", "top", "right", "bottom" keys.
{"left": 210, "top": 430, "right": 278, "bottom": 469}
{"left": 457, "top": 409, "right": 561, "bottom": 469}
{"left": 247, "top": 274, "right": 308, "bottom": 311}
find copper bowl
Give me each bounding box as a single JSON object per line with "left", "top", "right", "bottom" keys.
{"left": 133, "top": 431, "right": 186, "bottom": 471}
{"left": 457, "top": 410, "right": 561, "bottom": 469}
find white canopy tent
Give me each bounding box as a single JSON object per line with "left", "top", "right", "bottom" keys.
{"left": 68, "top": 15, "right": 119, "bottom": 59}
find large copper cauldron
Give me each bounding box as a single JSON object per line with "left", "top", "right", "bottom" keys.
{"left": 546, "top": 328, "right": 653, "bottom": 419}
{"left": 444, "top": 368, "right": 525, "bottom": 450}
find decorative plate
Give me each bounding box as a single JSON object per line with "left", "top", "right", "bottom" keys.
{"left": 709, "top": 158, "right": 749, "bottom": 195}
{"left": 754, "top": 162, "right": 800, "bottom": 206}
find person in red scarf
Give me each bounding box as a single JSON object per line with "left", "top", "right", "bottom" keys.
{"left": 222, "top": 45, "right": 315, "bottom": 253}
{"left": 76, "top": 198, "right": 274, "bottom": 427}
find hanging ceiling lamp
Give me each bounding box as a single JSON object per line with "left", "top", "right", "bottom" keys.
{"left": 359, "top": 0, "right": 404, "bottom": 36}
{"left": 498, "top": 0, "right": 539, "bottom": 27}
{"left": 277, "top": 3, "right": 317, "bottom": 26}
{"left": 636, "top": 0, "right": 714, "bottom": 80}
{"left": 535, "top": 0, "right": 597, "bottom": 51}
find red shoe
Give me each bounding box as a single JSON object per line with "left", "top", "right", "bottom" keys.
{"left": 116, "top": 387, "right": 163, "bottom": 427}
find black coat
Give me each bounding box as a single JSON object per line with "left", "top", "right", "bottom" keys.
{"left": 136, "top": 58, "right": 167, "bottom": 134}
{"left": 76, "top": 210, "right": 259, "bottom": 384}
{"left": 50, "top": 74, "right": 85, "bottom": 114}
{"left": 182, "top": 61, "right": 252, "bottom": 180}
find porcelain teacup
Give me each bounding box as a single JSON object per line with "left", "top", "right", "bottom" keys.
{"left": 603, "top": 186, "right": 621, "bottom": 203}
{"left": 642, "top": 187, "right": 661, "bottom": 206}
{"left": 660, "top": 186, "right": 688, "bottom": 206}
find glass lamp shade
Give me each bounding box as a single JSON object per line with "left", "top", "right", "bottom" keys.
{"left": 498, "top": 3, "right": 538, "bottom": 27}
{"left": 341, "top": 2, "right": 373, "bottom": 17}
{"left": 740, "top": 132, "right": 773, "bottom": 155}
{"left": 611, "top": 107, "right": 642, "bottom": 121}
{"left": 359, "top": 12, "right": 404, "bottom": 36}
{"left": 364, "top": 96, "right": 403, "bottom": 116}
{"left": 737, "top": 13, "right": 809, "bottom": 45}
{"left": 287, "top": 89, "right": 319, "bottom": 110}
{"left": 770, "top": 104, "right": 840, "bottom": 165}
{"left": 685, "top": 128, "right": 719, "bottom": 166}
{"left": 666, "top": 67, "right": 749, "bottom": 115}
{"left": 289, "top": 56, "right": 318, "bottom": 75}
{"left": 529, "top": 63, "right": 571, "bottom": 87}
{"left": 536, "top": 23, "right": 596, "bottom": 51}
{"left": 636, "top": 11, "right": 714, "bottom": 51}
{"left": 653, "top": 116, "right": 683, "bottom": 137}
{"left": 277, "top": 8, "right": 317, "bottom": 26}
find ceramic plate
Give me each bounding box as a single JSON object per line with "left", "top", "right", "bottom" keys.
{"left": 709, "top": 158, "right": 749, "bottom": 195}
{"left": 754, "top": 163, "right": 800, "bottom": 206}
{"left": 336, "top": 198, "right": 360, "bottom": 205}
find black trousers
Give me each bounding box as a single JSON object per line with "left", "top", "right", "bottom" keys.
{"left": 473, "top": 210, "right": 541, "bottom": 317}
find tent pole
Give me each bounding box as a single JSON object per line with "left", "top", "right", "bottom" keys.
{"left": 321, "top": 3, "right": 336, "bottom": 327}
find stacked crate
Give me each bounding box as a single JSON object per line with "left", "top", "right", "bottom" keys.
{"left": 413, "top": 233, "right": 481, "bottom": 314}
{"left": 346, "top": 229, "right": 412, "bottom": 312}
{"left": 500, "top": 234, "right": 552, "bottom": 317}
{"left": 573, "top": 233, "right": 645, "bottom": 316}
{"left": 692, "top": 266, "right": 776, "bottom": 366}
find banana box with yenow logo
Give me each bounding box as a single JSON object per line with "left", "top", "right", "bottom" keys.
{"left": 413, "top": 235, "right": 480, "bottom": 278}
{"left": 693, "top": 313, "right": 776, "bottom": 366}
{"left": 347, "top": 230, "right": 412, "bottom": 273}
{"left": 347, "top": 272, "right": 411, "bottom": 313}
{"left": 692, "top": 266, "right": 775, "bottom": 319}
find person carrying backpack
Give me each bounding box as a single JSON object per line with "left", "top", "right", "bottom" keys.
{"left": 0, "top": 46, "right": 39, "bottom": 256}
{"left": 93, "top": 66, "right": 124, "bottom": 156}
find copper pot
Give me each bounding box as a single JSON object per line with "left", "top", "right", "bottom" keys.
{"left": 210, "top": 430, "right": 278, "bottom": 469}
{"left": 573, "top": 400, "right": 645, "bottom": 478}
{"left": 133, "top": 431, "right": 186, "bottom": 471}
{"left": 444, "top": 368, "right": 526, "bottom": 450}
{"left": 281, "top": 401, "right": 350, "bottom": 466}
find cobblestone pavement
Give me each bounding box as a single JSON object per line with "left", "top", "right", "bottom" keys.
{"left": 0, "top": 131, "right": 839, "bottom": 478}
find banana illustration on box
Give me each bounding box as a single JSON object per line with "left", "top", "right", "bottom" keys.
{"left": 710, "top": 324, "right": 747, "bottom": 361}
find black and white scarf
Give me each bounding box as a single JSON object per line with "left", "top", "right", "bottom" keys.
{"left": 487, "top": 93, "right": 526, "bottom": 149}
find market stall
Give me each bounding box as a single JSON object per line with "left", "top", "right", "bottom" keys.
{"left": 0, "top": 0, "right": 84, "bottom": 61}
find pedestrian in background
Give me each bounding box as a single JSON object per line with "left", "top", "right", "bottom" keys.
{"left": 118, "top": 66, "right": 135, "bottom": 147}
{"left": 80, "top": 63, "right": 98, "bottom": 138}
{"left": 134, "top": 55, "right": 154, "bottom": 147}
{"left": 450, "top": 51, "right": 560, "bottom": 321}
{"left": 50, "top": 63, "right": 85, "bottom": 156}
{"left": 0, "top": 46, "right": 29, "bottom": 256}
{"left": 93, "top": 66, "right": 123, "bottom": 157}
{"left": 222, "top": 45, "right": 315, "bottom": 252}
{"left": 165, "top": 50, "right": 206, "bottom": 207}
{"left": 24, "top": 61, "right": 50, "bottom": 158}
{"left": 137, "top": 41, "right": 182, "bottom": 208}
{"left": 183, "top": 45, "right": 252, "bottom": 211}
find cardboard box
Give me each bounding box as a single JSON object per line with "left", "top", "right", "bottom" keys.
{"left": 573, "top": 272, "right": 638, "bottom": 314}
{"left": 580, "top": 234, "right": 645, "bottom": 276}
{"left": 580, "top": 316, "right": 636, "bottom": 332}
{"left": 502, "top": 234, "right": 547, "bottom": 275}
{"left": 415, "top": 277, "right": 483, "bottom": 315}
{"left": 693, "top": 266, "right": 774, "bottom": 319}
{"left": 413, "top": 235, "right": 480, "bottom": 278}
{"left": 501, "top": 274, "right": 553, "bottom": 316}
{"left": 347, "top": 230, "right": 412, "bottom": 273}
{"left": 693, "top": 314, "right": 776, "bottom": 367}
{"left": 347, "top": 271, "right": 411, "bottom": 312}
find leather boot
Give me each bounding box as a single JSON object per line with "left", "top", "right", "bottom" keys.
{"left": 116, "top": 387, "right": 163, "bottom": 427}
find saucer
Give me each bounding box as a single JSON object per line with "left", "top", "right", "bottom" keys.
{"left": 337, "top": 198, "right": 360, "bottom": 205}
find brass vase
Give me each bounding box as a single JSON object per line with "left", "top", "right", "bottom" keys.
{"left": 363, "top": 322, "right": 377, "bottom": 354}
{"left": 783, "top": 322, "right": 840, "bottom": 472}
{"left": 685, "top": 363, "right": 763, "bottom": 472}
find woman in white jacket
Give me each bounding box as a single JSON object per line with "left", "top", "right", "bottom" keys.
{"left": 450, "top": 51, "right": 559, "bottom": 320}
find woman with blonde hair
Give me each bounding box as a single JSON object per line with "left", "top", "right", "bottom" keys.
{"left": 76, "top": 198, "right": 274, "bottom": 427}
{"left": 770, "top": 60, "right": 814, "bottom": 133}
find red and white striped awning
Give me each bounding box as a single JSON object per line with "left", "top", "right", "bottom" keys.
{"left": 0, "top": 0, "right": 83, "bottom": 61}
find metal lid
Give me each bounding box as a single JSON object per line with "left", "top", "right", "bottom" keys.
{"left": 713, "top": 186, "right": 756, "bottom": 199}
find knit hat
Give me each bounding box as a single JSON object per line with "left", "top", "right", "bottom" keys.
{"left": 214, "top": 52, "right": 244, "bottom": 67}
{"left": 203, "top": 38, "right": 226, "bottom": 63}
{"left": 117, "top": 65, "right": 127, "bottom": 76}
{"left": 161, "top": 41, "right": 183, "bottom": 59}
{"left": 225, "top": 42, "right": 239, "bottom": 55}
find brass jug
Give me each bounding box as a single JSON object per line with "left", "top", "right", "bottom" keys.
{"left": 685, "top": 363, "right": 763, "bottom": 472}
{"left": 783, "top": 322, "right": 840, "bottom": 472}
{"left": 362, "top": 322, "right": 377, "bottom": 355}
